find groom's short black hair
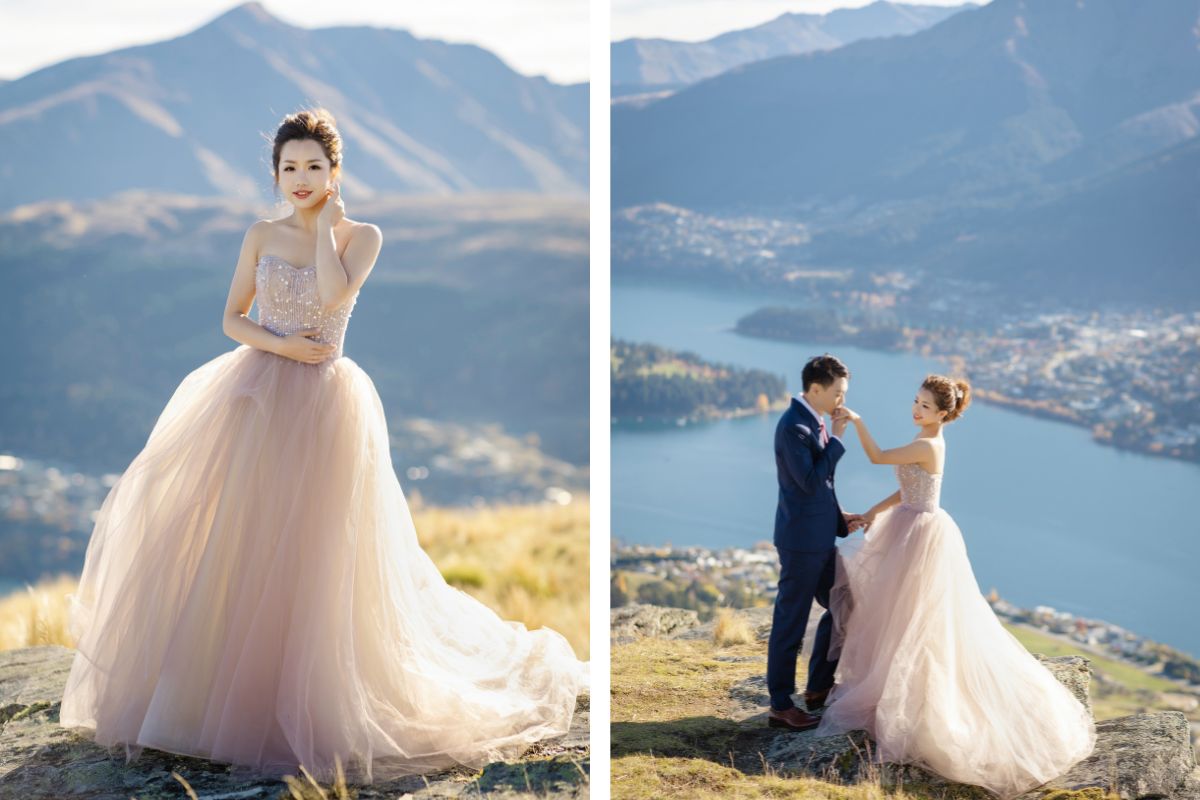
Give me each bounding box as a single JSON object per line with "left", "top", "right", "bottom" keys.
{"left": 802, "top": 354, "right": 850, "bottom": 391}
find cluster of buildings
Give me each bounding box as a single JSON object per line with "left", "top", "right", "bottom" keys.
{"left": 612, "top": 540, "right": 781, "bottom": 609}
{"left": 0, "top": 453, "right": 111, "bottom": 536}
{"left": 613, "top": 203, "right": 819, "bottom": 283}
{"left": 388, "top": 419, "right": 585, "bottom": 507}
{"left": 912, "top": 309, "right": 1200, "bottom": 462}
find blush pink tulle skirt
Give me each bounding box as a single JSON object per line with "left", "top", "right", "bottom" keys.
{"left": 59, "top": 344, "right": 588, "bottom": 784}
{"left": 817, "top": 503, "right": 1095, "bottom": 799}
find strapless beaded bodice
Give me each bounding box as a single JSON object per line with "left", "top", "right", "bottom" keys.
{"left": 895, "top": 462, "right": 942, "bottom": 512}
{"left": 255, "top": 255, "right": 359, "bottom": 359}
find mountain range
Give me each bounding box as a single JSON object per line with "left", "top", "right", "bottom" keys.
{"left": 612, "top": 1, "right": 972, "bottom": 98}
{"left": 612, "top": 0, "right": 1200, "bottom": 303}
{"left": 0, "top": 2, "right": 588, "bottom": 212}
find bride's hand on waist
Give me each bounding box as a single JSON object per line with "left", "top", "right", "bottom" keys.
{"left": 275, "top": 327, "right": 335, "bottom": 363}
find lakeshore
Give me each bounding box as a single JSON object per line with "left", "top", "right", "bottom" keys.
{"left": 612, "top": 540, "right": 1200, "bottom": 691}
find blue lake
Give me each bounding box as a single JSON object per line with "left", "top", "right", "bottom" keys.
{"left": 612, "top": 279, "right": 1200, "bottom": 657}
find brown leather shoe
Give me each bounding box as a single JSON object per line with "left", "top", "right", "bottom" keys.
{"left": 803, "top": 684, "right": 836, "bottom": 711}
{"left": 767, "top": 706, "right": 821, "bottom": 731}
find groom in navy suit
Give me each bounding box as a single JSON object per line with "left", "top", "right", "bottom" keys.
{"left": 767, "top": 354, "right": 865, "bottom": 731}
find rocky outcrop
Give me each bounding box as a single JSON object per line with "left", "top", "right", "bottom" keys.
{"left": 610, "top": 603, "right": 700, "bottom": 642}
{"left": 1036, "top": 713, "right": 1196, "bottom": 800}
{"left": 0, "top": 645, "right": 589, "bottom": 799}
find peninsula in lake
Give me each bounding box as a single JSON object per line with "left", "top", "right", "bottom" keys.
{"left": 611, "top": 340, "right": 787, "bottom": 423}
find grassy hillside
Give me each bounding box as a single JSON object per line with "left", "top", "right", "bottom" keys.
{"left": 612, "top": 636, "right": 940, "bottom": 799}
{"left": 0, "top": 499, "right": 589, "bottom": 659}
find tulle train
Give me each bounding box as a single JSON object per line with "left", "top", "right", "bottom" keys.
{"left": 817, "top": 504, "right": 1095, "bottom": 799}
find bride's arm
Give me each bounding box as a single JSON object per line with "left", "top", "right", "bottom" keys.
{"left": 841, "top": 411, "right": 935, "bottom": 468}
{"left": 222, "top": 221, "right": 288, "bottom": 355}
{"left": 864, "top": 490, "right": 901, "bottom": 526}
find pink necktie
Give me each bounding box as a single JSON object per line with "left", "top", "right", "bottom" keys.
{"left": 818, "top": 417, "right": 829, "bottom": 445}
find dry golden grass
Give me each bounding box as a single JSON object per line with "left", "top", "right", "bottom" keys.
{"left": 617, "top": 755, "right": 932, "bottom": 800}
{"left": 0, "top": 572, "right": 76, "bottom": 650}
{"left": 712, "top": 608, "right": 755, "bottom": 647}
{"left": 414, "top": 498, "right": 590, "bottom": 659}
{"left": 611, "top": 636, "right": 923, "bottom": 799}
{"left": 0, "top": 499, "right": 589, "bottom": 660}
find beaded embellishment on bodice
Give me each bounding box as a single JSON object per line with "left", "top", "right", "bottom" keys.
{"left": 255, "top": 255, "right": 359, "bottom": 359}
{"left": 895, "top": 462, "right": 942, "bottom": 513}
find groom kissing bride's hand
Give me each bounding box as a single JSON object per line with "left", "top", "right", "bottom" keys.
{"left": 779, "top": 373, "right": 1097, "bottom": 795}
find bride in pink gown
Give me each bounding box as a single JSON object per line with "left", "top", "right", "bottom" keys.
{"left": 58, "top": 109, "right": 588, "bottom": 784}
{"left": 815, "top": 374, "right": 1094, "bottom": 799}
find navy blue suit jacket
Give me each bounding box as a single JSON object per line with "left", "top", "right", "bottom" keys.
{"left": 773, "top": 397, "right": 849, "bottom": 551}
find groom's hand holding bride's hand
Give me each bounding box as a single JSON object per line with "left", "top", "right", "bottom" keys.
{"left": 844, "top": 512, "right": 868, "bottom": 533}
{"left": 831, "top": 410, "right": 850, "bottom": 438}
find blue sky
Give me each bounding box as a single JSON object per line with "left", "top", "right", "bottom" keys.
{"left": 0, "top": 0, "right": 590, "bottom": 85}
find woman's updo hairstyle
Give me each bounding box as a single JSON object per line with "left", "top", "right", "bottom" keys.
{"left": 270, "top": 107, "right": 343, "bottom": 187}
{"left": 921, "top": 374, "right": 972, "bottom": 423}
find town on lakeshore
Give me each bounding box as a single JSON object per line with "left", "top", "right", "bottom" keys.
{"left": 614, "top": 204, "right": 1200, "bottom": 465}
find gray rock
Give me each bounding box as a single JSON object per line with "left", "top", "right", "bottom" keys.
{"left": 1035, "top": 654, "right": 1094, "bottom": 719}
{"left": 0, "top": 645, "right": 589, "bottom": 799}
{"left": 610, "top": 603, "right": 699, "bottom": 642}
{"left": 1024, "top": 712, "right": 1196, "bottom": 800}
{"left": 1175, "top": 767, "right": 1200, "bottom": 800}
{"left": 727, "top": 672, "right": 769, "bottom": 721}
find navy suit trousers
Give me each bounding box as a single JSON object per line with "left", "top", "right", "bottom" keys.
{"left": 766, "top": 544, "right": 839, "bottom": 710}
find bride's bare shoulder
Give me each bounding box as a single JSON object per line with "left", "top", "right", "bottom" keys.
{"left": 238, "top": 219, "right": 274, "bottom": 259}
{"left": 246, "top": 218, "right": 280, "bottom": 241}
{"left": 344, "top": 218, "right": 381, "bottom": 239}
{"left": 344, "top": 220, "right": 383, "bottom": 260}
